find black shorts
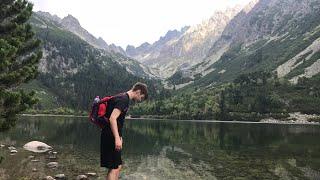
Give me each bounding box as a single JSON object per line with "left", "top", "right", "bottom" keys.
{"left": 100, "top": 125, "right": 122, "bottom": 169}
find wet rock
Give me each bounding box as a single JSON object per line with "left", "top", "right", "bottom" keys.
{"left": 10, "top": 149, "right": 18, "bottom": 154}
{"left": 76, "top": 175, "right": 88, "bottom": 180}
{"left": 8, "top": 146, "right": 16, "bottom": 151}
{"left": 49, "top": 155, "right": 57, "bottom": 160}
{"left": 43, "top": 176, "right": 55, "bottom": 180}
{"left": 55, "top": 174, "right": 66, "bottom": 179}
{"left": 217, "top": 164, "right": 223, "bottom": 169}
{"left": 47, "top": 162, "right": 58, "bottom": 168}
{"left": 23, "top": 141, "right": 52, "bottom": 153}
{"left": 86, "top": 172, "right": 97, "bottom": 177}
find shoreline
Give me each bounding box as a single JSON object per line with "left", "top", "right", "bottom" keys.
{"left": 19, "top": 113, "right": 320, "bottom": 125}
{"left": 20, "top": 114, "right": 86, "bottom": 118}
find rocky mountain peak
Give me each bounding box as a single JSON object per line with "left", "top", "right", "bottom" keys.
{"left": 61, "top": 14, "right": 81, "bottom": 27}
{"left": 36, "top": 11, "right": 61, "bottom": 23}
{"left": 125, "top": 5, "right": 242, "bottom": 78}
{"left": 140, "top": 42, "right": 151, "bottom": 48}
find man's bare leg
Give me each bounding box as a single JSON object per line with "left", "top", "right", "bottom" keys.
{"left": 106, "top": 165, "right": 122, "bottom": 180}
{"left": 116, "top": 165, "right": 122, "bottom": 178}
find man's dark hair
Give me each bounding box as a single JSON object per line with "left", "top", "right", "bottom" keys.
{"left": 132, "top": 82, "right": 148, "bottom": 100}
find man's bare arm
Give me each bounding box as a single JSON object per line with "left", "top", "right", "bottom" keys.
{"left": 109, "top": 108, "right": 122, "bottom": 150}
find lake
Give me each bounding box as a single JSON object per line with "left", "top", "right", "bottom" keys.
{"left": 0, "top": 116, "right": 320, "bottom": 179}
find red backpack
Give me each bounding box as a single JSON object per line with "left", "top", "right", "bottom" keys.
{"left": 89, "top": 96, "right": 113, "bottom": 128}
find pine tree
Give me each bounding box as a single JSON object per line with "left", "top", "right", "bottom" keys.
{"left": 0, "top": 0, "right": 42, "bottom": 130}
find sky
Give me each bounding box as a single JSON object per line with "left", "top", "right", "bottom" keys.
{"left": 30, "top": 0, "right": 251, "bottom": 49}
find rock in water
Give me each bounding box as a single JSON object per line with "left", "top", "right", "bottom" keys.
{"left": 43, "top": 176, "right": 55, "bottom": 180}
{"left": 10, "top": 150, "right": 18, "bottom": 154}
{"left": 86, "top": 172, "right": 97, "bottom": 177}
{"left": 48, "top": 155, "right": 57, "bottom": 160}
{"left": 47, "top": 162, "right": 58, "bottom": 168}
{"left": 55, "top": 174, "right": 66, "bottom": 179}
{"left": 8, "top": 146, "right": 16, "bottom": 151}
{"left": 76, "top": 175, "right": 88, "bottom": 180}
{"left": 23, "top": 141, "right": 52, "bottom": 153}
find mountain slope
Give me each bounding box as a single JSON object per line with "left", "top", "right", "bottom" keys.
{"left": 126, "top": 6, "right": 241, "bottom": 78}
{"left": 28, "top": 12, "right": 159, "bottom": 110}
{"left": 33, "top": 11, "right": 156, "bottom": 79}
{"left": 178, "top": 0, "right": 320, "bottom": 88}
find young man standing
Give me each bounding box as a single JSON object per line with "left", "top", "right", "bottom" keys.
{"left": 101, "top": 82, "right": 148, "bottom": 180}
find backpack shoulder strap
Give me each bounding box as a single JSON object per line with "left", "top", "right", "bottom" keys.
{"left": 99, "top": 96, "right": 113, "bottom": 104}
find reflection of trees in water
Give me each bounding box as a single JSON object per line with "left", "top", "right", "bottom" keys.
{"left": 2, "top": 117, "right": 320, "bottom": 177}
{"left": 0, "top": 116, "right": 100, "bottom": 152}
{"left": 125, "top": 121, "right": 320, "bottom": 160}
{"left": 0, "top": 117, "right": 320, "bottom": 167}
{"left": 3, "top": 118, "right": 320, "bottom": 154}
{"left": 125, "top": 120, "right": 320, "bottom": 179}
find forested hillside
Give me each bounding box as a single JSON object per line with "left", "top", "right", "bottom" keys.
{"left": 22, "top": 12, "right": 161, "bottom": 112}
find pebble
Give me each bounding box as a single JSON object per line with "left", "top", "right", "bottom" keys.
{"left": 48, "top": 155, "right": 57, "bottom": 160}
{"left": 28, "top": 155, "right": 35, "bottom": 159}
{"left": 31, "top": 159, "right": 40, "bottom": 162}
{"left": 53, "top": 151, "right": 58, "bottom": 155}
{"left": 55, "top": 174, "right": 66, "bottom": 179}
{"left": 10, "top": 150, "right": 18, "bottom": 154}
{"left": 47, "top": 162, "right": 59, "bottom": 168}
{"left": 217, "top": 164, "right": 223, "bottom": 169}
{"left": 0, "top": 144, "right": 5, "bottom": 148}
{"left": 8, "top": 146, "right": 16, "bottom": 151}
{"left": 86, "top": 172, "right": 97, "bottom": 177}
{"left": 76, "top": 175, "right": 88, "bottom": 180}
{"left": 43, "top": 176, "right": 55, "bottom": 180}
{"left": 32, "top": 168, "right": 37, "bottom": 172}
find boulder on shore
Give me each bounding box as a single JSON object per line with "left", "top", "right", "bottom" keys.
{"left": 23, "top": 141, "right": 52, "bottom": 153}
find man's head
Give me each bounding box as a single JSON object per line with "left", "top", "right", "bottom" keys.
{"left": 129, "top": 82, "right": 148, "bottom": 102}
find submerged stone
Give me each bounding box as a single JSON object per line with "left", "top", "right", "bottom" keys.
{"left": 10, "top": 150, "right": 18, "bottom": 154}
{"left": 47, "top": 162, "right": 59, "bottom": 168}
{"left": 76, "top": 174, "right": 88, "bottom": 179}
{"left": 86, "top": 172, "right": 97, "bottom": 177}
{"left": 43, "top": 176, "right": 55, "bottom": 180}
{"left": 48, "top": 155, "right": 57, "bottom": 160}
{"left": 8, "top": 146, "right": 16, "bottom": 151}
{"left": 55, "top": 174, "right": 66, "bottom": 179}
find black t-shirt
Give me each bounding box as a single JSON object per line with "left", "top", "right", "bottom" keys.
{"left": 105, "top": 93, "right": 129, "bottom": 136}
